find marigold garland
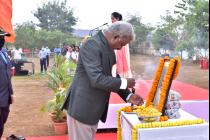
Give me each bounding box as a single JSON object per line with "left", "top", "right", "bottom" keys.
{"left": 145, "top": 57, "right": 167, "bottom": 107}
{"left": 157, "top": 57, "right": 181, "bottom": 119}
{"left": 117, "top": 106, "right": 205, "bottom": 140}
{"left": 131, "top": 119, "right": 205, "bottom": 140}
{"left": 173, "top": 56, "right": 181, "bottom": 79}
{"left": 145, "top": 56, "right": 181, "bottom": 120}
{"left": 117, "top": 57, "right": 188, "bottom": 140}
{"left": 160, "top": 116, "right": 169, "bottom": 121}
{"left": 117, "top": 106, "right": 132, "bottom": 140}
{"left": 157, "top": 59, "right": 175, "bottom": 112}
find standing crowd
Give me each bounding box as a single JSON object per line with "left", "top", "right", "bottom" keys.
{"left": 38, "top": 44, "right": 80, "bottom": 74}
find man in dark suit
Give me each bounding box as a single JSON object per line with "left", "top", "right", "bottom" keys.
{"left": 0, "top": 29, "right": 14, "bottom": 138}
{"left": 62, "top": 21, "right": 144, "bottom": 140}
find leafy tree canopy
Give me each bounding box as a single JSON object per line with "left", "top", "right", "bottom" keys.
{"left": 185, "top": 0, "right": 209, "bottom": 49}
{"left": 14, "top": 22, "right": 37, "bottom": 49}
{"left": 33, "top": 0, "right": 77, "bottom": 34}
{"left": 14, "top": 22, "right": 81, "bottom": 50}
{"left": 127, "top": 15, "right": 153, "bottom": 52}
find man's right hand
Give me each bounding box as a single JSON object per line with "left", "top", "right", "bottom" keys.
{"left": 128, "top": 94, "right": 144, "bottom": 106}
{"left": 126, "top": 78, "right": 136, "bottom": 88}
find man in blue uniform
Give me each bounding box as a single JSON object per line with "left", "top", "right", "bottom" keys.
{"left": 0, "top": 29, "right": 14, "bottom": 138}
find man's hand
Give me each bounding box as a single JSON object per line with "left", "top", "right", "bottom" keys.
{"left": 126, "top": 78, "right": 136, "bottom": 88}
{"left": 128, "top": 94, "right": 144, "bottom": 106}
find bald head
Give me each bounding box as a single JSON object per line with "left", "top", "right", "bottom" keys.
{"left": 104, "top": 21, "right": 135, "bottom": 50}
{"left": 105, "top": 21, "right": 135, "bottom": 41}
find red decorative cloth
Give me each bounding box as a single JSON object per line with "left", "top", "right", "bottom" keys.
{"left": 0, "top": 0, "right": 15, "bottom": 43}
{"left": 115, "top": 44, "right": 132, "bottom": 78}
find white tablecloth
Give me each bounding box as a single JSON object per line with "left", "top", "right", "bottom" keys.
{"left": 121, "top": 109, "right": 209, "bottom": 140}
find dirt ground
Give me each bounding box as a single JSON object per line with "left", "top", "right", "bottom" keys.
{"left": 3, "top": 55, "right": 209, "bottom": 137}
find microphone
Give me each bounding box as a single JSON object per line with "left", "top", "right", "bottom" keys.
{"left": 102, "top": 23, "right": 108, "bottom": 26}
{"left": 89, "top": 23, "right": 108, "bottom": 36}
{"left": 93, "top": 23, "right": 108, "bottom": 30}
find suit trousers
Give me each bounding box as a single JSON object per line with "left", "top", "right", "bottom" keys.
{"left": 0, "top": 106, "right": 10, "bottom": 138}
{"left": 40, "top": 58, "right": 47, "bottom": 72}
{"left": 46, "top": 55, "right": 49, "bottom": 67}
{"left": 67, "top": 115, "right": 98, "bottom": 140}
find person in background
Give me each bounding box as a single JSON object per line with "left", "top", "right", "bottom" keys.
{"left": 54, "top": 47, "right": 61, "bottom": 55}
{"left": 38, "top": 47, "right": 47, "bottom": 74}
{"left": 79, "top": 36, "right": 91, "bottom": 48}
{"left": 71, "top": 45, "right": 79, "bottom": 64}
{"left": 111, "top": 12, "right": 132, "bottom": 78}
{"left": 12, "top": 47, "right": 22, "bottom": 60}
{"left": 0, "top": 29, "right": 14, "bottom": 139}
{"left": 65, "top": 45, "right": 73, "bottom": 62}
{"left": 65, "top": 45, "right": 75, "bottom": 76}
{"left": 111, "top": 12, "right": 122, "bottom": 23}
{"left": 62, "top": 21, "right": 144, "bottom": 140}
{"left": 61, "top": 43, "right": 69, "bottom": 56}
{"left": 45, "top": 46, "right": 51, "bottom": 67}
{"left": 18, "top": 48, "right": 22, "bottom": 54}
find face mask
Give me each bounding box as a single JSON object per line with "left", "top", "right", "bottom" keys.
{"left": 0, "top": 37, "right": 5, "bottom": 50}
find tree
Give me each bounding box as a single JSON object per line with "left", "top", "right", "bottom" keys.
{"left": 185, "top": 0, "right": 209, "bottom": 48}
{"left": 33, "top": 0, "right": 77, "bottom": 34}
{"left": 127, "top": 15, "right": 153, "bottom": 53}
{"left": 174, "top": 0, "right": 209, "bottom": 59}
{"left": 34, "top": 29, "right": 81, "bottom": 49}
{"left": 152, "top": 26, "right": 176, "bottom": 52}
{"left": 161, "top": 10, "right": 189, "bottom": 59}
{"left": 152, "top": 11, "right": 177, "bottom": 54}
{"left": 14, "top": 22, "right": 81, "bottom": 51}
{"left": 175, "top": 0, "right": 209, "bottom": 41}
{"left": 14, "top": 22, "right": 37, "bottom": 50}
{"left": 174, "top": 0, "right": 189, "bottom": 20}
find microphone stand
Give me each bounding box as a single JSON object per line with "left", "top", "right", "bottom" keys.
{"left": 89, "top": 23, "right": 108, "bottom": 36}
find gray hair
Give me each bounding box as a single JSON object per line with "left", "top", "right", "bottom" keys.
{"left": 104, "top": 21, "right": 135, "bottom": 41}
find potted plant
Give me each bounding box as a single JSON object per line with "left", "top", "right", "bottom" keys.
{"left": 47, "top": 55, "right": 76, "bottom": 92}
{"left": 41, "top": 55, "right": 76, "bottom": 135}
{"left": 45, "top": 89, "right": 68, "bottom": 135}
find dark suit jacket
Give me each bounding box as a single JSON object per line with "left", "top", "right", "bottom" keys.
{"left": 0, "top": 51, "right": 13, "bottom": 107}
{"left": 62, "top": 31, "right": 131, "bottom": 125}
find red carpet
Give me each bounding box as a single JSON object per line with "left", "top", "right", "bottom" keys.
{"left": 109, "top": 80, "right": 209, "bottom": 104}
{"left": 2, "top": 81, "right": 208, "bottom": 140}
{"left": 2, "top": 133, "right": 117, "bottom": 140}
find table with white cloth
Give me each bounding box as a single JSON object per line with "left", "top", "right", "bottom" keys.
{"left": 120, "top": 109, "right": 209, "bottom": 140}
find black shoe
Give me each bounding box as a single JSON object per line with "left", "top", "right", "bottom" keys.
{"left": 6, "top": 134, "right": 25, "bottom": 140}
